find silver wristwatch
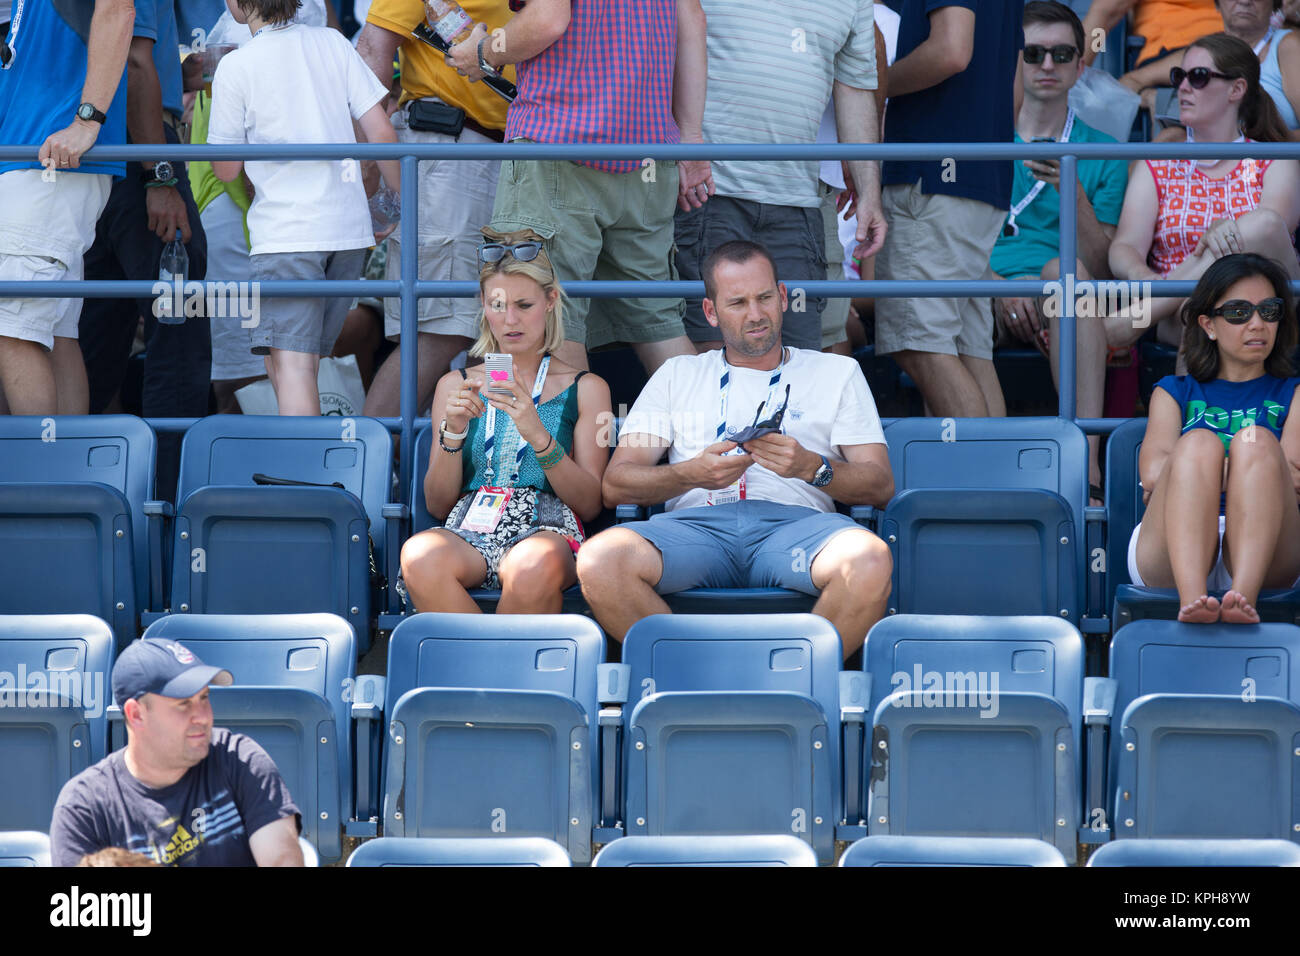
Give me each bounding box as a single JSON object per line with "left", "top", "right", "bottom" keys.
{"left": 810, "top": 455, "right": 833, "bottom": 488}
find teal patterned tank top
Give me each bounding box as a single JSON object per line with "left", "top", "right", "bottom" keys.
{"left": 461, "top": 372, "right": 585, "bottom": 494}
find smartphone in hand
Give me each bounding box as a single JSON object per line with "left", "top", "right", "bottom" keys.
{"left": 483, "top": 352, "right": 514, "bottom": 396}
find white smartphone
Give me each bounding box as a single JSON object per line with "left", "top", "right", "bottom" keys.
{"left": 483, "top": 352, "right": 514, "bottom": 395}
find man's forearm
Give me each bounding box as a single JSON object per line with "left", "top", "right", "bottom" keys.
{"left": 812, "top": 458, "right": 894, "bottom": 509}
{"left": 125, "top": 40, "right": 166, "bottom": 167}
{"left": 672, "top": 0, "right": 706, "bottom": 140}
{"left": 483, "top": 0, "right": 570, "bottom": 69}
{"left": 835, "top": 82, "right": 879, "bottom": 203}
{"left": 603, "top": 460, "right": 698, "bottom": 508}
{"left": 1081, "top": 0, "right": 1133, "bottom": 66}
{"left": 1075, "top": 192, "right": 1112, "bottom": 279}
{"left": 83, "top": 0, "right": 136, "bottom": 112}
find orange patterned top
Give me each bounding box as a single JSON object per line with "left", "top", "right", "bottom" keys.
{"left": 1146, "top": 153, "right": 1270, "bottom": 276}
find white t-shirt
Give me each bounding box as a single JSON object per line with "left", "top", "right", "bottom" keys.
{"left": 620, "top": 348, "right": 886, "bottom": 513}
{"left": 207, "top": 23, "right": 387, "bottom": 255}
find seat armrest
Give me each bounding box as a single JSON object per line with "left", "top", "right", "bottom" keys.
{"left": 615, "top": 504, "right": 646, "bottom": 523}
{"left": 1081, "top": 676, "right": 1118, "bottom": 843}
{"left": 107, "top": 703, "right": 125, "bottom": 753}
{"left": 350, "top": 675, "right": 385, "bottom": 823}
{"left": 596, "top": 664, "right": 629, "bottom": 833}
{"left": 849, "top": 505, "right": 878, "bottom": 530}
{"left": 382, "top": 503, "right": 409, "bottom": 615}
{"left": 839, "top": 671, "right": 868, "bottom": 826}
{"left": 1084, "top": 505, "right": 1107, "bottom": 629}
{"left": 598, "top": 663, "right": 630, "bottom": 706}
{"left": 144, "top": 500, "right": 174, "bottom": 613}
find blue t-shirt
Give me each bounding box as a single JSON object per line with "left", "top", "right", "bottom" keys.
{"left": 989, "top": 118, "right": 1128, "bottom": 278}
{"left": 135, "top": 0, "right": 184, "bottom": 119}
{"left": 1156, "top": 373, "right": 1300, "bottom": 450}
{"left": 882, "top": 0, "right": 1025, "bottom": 210}
{"left": 174, "top": 0, "right": 226, "bottom": 47}
{"left": 0, "top": 0, "right": 128, "bottom": 177}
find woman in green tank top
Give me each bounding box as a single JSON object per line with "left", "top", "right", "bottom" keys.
{"left": 399, "top": 228, "right": 613, "bottom": 612}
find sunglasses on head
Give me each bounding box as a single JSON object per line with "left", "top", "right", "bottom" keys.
{"left": 1022, "top": 44, "right": 1079, "bottom": 65}
{"left": 479, "top": 241, "right": 543, "bottom": 264}
{"left": 1210, "top": 297, "right": 1284, "bottom": 323}
{"left": 1170, "top": 66, "right": 1236, "bottom": 89}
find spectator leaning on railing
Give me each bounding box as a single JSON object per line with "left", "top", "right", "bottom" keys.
{"left": 446, "top": 0, "right": 710, "bottom": 377}
{"left": 1107, "top": 32, "right": 1300, "bottom": 350}
{"left": 0, "top": 0, "right": 134, "bottom": 416}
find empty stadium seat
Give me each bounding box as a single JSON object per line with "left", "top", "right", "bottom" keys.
{"left": 1105, "top": 418, "right": 1300, "bottom": 627}
{"left": 0, "top": 616, "right": 114, "bottom": 833}
{"left": 346, "top": 836, "right": 570, "bottom": 867}
{"left": 162, "top": 416, "right": 395, "bottom": 652}
{"left": 1087, "top": 838, "right": 1300, "bottom": 867}
{"left": 1095, "top": 620, "right": 1300, "bottom": 842}
{"left": 880, "top": 418, "right": 1101, "bottom": 633}
{"left": 138, "top": 613, "right": 360, "bottom": 861}
{"left": 592, "top": 834, "right": 817, "bottom": 867}
{"left": 0, "top": 831, "right": 51, "bottom": 867}
{"left": 616, "top": 613, "right": 857, "bottom": 863}
{"left": 381, "top": 613, "right": 609, "bottom": 863}
{"left": 861, "top": 615, "right": 1087, "bottom": 856}
{"left": 839, "top": 835, "right": 1067, "bottom": 867}
{"left": 0, "top": 416, "right": 159, "bottom": 647}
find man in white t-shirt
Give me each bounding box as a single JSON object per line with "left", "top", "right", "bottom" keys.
{"left": 576, "top": 240, "right": 895, "bottom": 659}
{"left": 207, "top": 0, "right": 399, "bottom": 415}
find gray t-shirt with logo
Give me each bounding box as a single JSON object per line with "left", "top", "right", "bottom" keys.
{"left": 49, "top": 729, "right": 300, "bottom": 866}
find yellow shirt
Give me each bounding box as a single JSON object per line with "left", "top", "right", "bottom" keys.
{"left": 1133, "top": 0, "right": 1223, "bottom": 65}
{"left": 366, "top": 0, "right": 516, "bottom": 128}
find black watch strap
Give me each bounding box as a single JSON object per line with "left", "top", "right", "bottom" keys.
{"left": 76, "top": 102, "right": 107, "bottom": 124}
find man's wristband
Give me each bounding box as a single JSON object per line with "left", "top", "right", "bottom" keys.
{"left": 144, "top": 177, "right": 180, "bottom": 189}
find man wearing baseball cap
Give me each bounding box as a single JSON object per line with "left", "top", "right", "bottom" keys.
{"left": 49, "top": 638, "right": 304, "bottom": 866}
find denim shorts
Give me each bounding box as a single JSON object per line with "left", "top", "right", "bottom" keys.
{"left": 618, "top": 499, "right": 864, "bottom": 595}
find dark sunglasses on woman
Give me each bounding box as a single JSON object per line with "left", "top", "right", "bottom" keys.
{"left": 1210, "top": 297, "right": 1284, "bottom": 323}
{"left": 1022, "top": 44, "right": 1079, "bottom": 64}
{"left": 479, "top": 241, "right": 543, "bottom": 264}
{"left": 1170, "top": 66, "right": 1236, "bottom": 89}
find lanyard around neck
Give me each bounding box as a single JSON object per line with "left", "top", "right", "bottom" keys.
{"left": 717, "top": 348, "right": 786, "bottom": 441}
{"left": 1005, "top": 107, "right": 1076, "bottom": 233}
{"left": 483, "top": 355, "right": 550, "bottom": 486}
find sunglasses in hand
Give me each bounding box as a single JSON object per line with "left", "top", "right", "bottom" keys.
{"left": 1209, "top": 297, "right": 1284, "bottom": 323}
{"left": 1170, "top": 66, "right": 1236, "bottom": 90}
{"left": 1022, "top": 44, "right": 1079, "bottom": 65}
{"left": 727, "top": 384, "right": 791, "bottom": 448}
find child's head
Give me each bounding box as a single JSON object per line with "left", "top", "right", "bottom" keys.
{"left": 471, "top": 227, "right": 567, "bottom": 358}
{"left": 226, "top": 0, "right": 302, "bottom": 26}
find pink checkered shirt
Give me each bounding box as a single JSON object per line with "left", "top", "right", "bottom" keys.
{"left": 1147, "top": 152, "right": 1273, "bottom": 275}
{"left": 504, "top": 0, "right": 680, "bottom": 174}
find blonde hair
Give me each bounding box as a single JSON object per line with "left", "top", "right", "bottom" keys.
{"left": 470, "top": 227, "right": 568, "bottom": 358}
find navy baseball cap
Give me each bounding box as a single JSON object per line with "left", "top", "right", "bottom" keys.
{"left": 112, "top": 638, "right": 233, "bottom": 704}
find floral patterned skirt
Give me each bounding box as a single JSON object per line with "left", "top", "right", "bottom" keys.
{"left": 441, "top": 487, "right": 585, "bottom": 590}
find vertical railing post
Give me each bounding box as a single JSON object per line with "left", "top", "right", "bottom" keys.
{"left": 1058, "top": 153, "right": 1078, "bottom": 422}
{"left": 398, "top": 153, "right": 420, "bottom": 503}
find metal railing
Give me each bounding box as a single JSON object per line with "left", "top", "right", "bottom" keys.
{"left": 3, "top": 138, "right": 1298, "bottom": 497}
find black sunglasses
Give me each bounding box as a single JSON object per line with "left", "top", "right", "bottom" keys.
{"left": 1022, "top": 44, "right": 1079, "bottom": 65}
{"left": 1210, "top": 298, "right": 1284, "bottom": 323}
{"left": 479, "top": 241, "right": 543, "bottom": 264}
{"left": 1170, "top": 66, "right": 1236, "bottom": 89}
{"left": 728, "top": 384, "right": 792, "bottom": 447}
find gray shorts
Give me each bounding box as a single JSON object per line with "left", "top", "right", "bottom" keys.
{"left": 249, "top": 248, "right": 367, "bottom": 355}
{"left": 675, "top": 194, "right": 827, "bottom": 351}
{"left": 618, "top": 500, "right": 864, "bottom": 595}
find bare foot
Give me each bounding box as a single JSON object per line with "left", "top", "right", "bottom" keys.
{"left": 1177, "top": 594, "right": 1221, "bottom": 623}
{"left": 1219, "top": 589, "right": 1260, "bottom": 624}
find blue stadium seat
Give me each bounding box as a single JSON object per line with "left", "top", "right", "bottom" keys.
{"left": 592, "top": 834, "right": 817, "bottom": 867}
{"left": 839, "top": 835, "right": 1067, "bottom": 867}
{"left": 139, "top": 613, "right": 360, "bottom": 861}
{"left": 861, "top": 615, "right": 1086, "bottom": 856}
{"left": 880, "top": 418, "right": 1100, "bottom": 633}
{"left": 0, "top": 831, "right": 51, "bottom": 867}
{"left": 616, "top": 614, "right": 855, "bottom": 864}
{"left": 346, "top": 836, "right": 570, "bottom": 867}
{"left": 163, "top": 416, "right": 395, "bottom": 651}
{"left": 1105, "top": 418, "right": 1300, "bottom": 627}
{"left": 0, "top": 615, "right": 114, "bottom": 833}
{"left": 1088, "top": 838, "right": 1300, "bottom": 867}
{"left": 381, "top": 613, "right": 608, "bottom": 863}
{"left": 0, "top": 416, "right": 159, "bottom": 647}
{"left": 1095, "top": 620, "right": 1300, "bottom": 841}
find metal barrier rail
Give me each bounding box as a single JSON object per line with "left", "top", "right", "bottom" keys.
{"left": 3, "top": 139, "right": 1298, "bottom": 496}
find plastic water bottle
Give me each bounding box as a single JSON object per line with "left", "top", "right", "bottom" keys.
{"left": 369, "top": 185, "right": 401, "bottom": 240}
{"left": 158, "top": 228, "right": 187, "bottom": 325}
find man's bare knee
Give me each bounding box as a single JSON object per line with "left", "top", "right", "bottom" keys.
{"left": 814, "top": 530, "right": 892, "bottom": 595}
{"left": 577, "top": 528, "right": 661, "bottom": 590}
